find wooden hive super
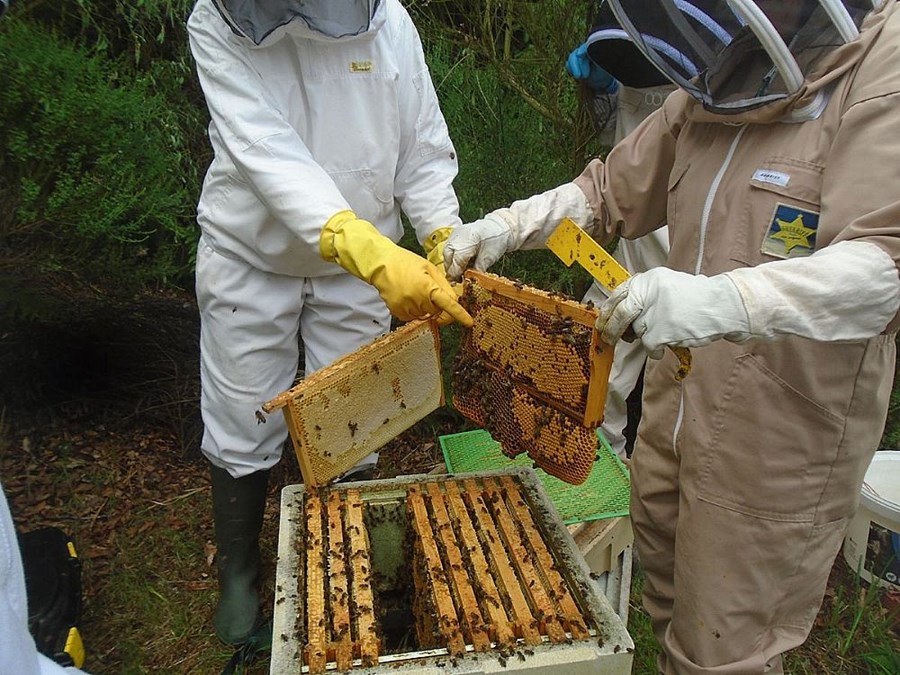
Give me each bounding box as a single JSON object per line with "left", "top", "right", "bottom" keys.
{"left": 272, "top": 470, "right": 634, "bottom": 674}
{"left": 263, "top": 320, "right": 443, "bottom": 486}
{"left": 453, "top": 271, "right": 615, "bottom": 485}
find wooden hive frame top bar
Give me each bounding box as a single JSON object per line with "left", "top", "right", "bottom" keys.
{"left": 294, "top": 473, "right": 594, "bottom": 673}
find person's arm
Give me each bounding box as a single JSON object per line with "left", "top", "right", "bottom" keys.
{"left": 720, "top": 86, "right": 900, "bottom": 342}
{"left": 188, "top": 4, "right": 349, "bottom": 251}
{"left": 598, "top": 90, "right": 900, "bottom": 354}
{"left": 391, "top": 5, "right": 461, "bottom": 273}
{"left": 443, "top": 90, "right": 686, "bottom": 279}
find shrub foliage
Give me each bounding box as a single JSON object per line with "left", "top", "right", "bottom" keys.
{"left": 0, "top": 10, "right": 201, "bottom": 319}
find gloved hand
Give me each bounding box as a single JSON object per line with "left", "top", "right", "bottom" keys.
{"left": 422, "top": 226, "right": 454, "bottom": 277}
{"left": 444, "top": 183, "right": 594, "bottom": 281}
{"left": 443, "top": 214, "right": 512, "bottom": 281}
{"left": 596, "top": 267, "right": 751, "bottom": 358}
{"left": 320, "top": 210, "right": 474, "bottom": 327}
{"left": 566, "top": 42, "right": 619, "bottom": 93}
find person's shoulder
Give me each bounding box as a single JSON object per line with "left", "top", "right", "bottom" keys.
{"left": 381, "top": 0, "right": 416, "bottom": 32}
{"left": 847, "top": 5, "right": 900, "bottom": 106}
{"left": 377, "top": 0, "right": 422, "bottom": 56}
{"left": 187, "top": 0, "right": 227, "bottom": 39}
{"left": 187, "top": 0, "right": 210, "bottom": 27}
{"left": 187, "top": 0, "right": 241, "bottom": 56}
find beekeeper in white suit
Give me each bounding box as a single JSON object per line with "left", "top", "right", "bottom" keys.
{"left": 445, "top": 1, "right": 900, "bottom": 671}
{"left": 188, "top": 0, "right": 472, "bottom": 645}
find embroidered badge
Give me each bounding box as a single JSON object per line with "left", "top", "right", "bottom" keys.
{"left": 350, "top": 60, "right": 373, "bottom": 73}
{"left": 761, "top": 203, "right": 819, "bottom": 259}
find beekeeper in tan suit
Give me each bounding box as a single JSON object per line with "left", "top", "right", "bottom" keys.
{"left": 444, "top": 1, "right": 900, "bottom": 672}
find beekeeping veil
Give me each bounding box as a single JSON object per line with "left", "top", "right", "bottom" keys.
{"left": 212, "top": 0, "right": 381, "bottom": 46}
{"left": 606, "top": 0, "right": 883, "bottom": 114}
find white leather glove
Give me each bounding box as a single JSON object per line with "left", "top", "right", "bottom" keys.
{"left": 596, "top": 268, "right": 752, "bottom": 359}
{"left": 598, "top": 241, "right": 900, "bottom": 358}
{"left": 444, "top": 182, "right": 593, "bottom": 281}
{"left": 725, "top": 240, "right": 899, "bottom": 341}
{"left": 443, "top": 214, "right": 512, "bottom": 280}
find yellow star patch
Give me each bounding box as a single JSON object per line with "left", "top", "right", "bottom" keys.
{"left": 770, "top": 214, "right": 816, "bottom": 253}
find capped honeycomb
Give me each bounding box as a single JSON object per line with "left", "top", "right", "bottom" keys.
{"left": 263, "top": 320, "right": 443, "bottom": 486}
{"left": 453, "top": 271, "right": 614, "bottom": 485}
{"left": 283, "top": 473, "right": 596, "bottom": 674}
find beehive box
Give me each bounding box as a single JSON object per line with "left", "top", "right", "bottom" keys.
{"left": 272, "top": 469, "right": 633, "bottom": 674}
{"left": 453, "top": 271, "right": 615, "bottom": 485}
{"left": 263, "top": 320, "right": 442, "bottom": 486}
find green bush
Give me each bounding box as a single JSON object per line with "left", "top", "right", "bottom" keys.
{"left": 424, "top": 42, "right": 594, "bottom": 296}
{"left": 0, "top": 19, "right": 198, "bottom": 314}
{"left": 19, "top": 0, "right": 196, "bottom": 67}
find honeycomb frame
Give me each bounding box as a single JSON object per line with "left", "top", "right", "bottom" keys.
{"left": 453, "top": 271, "right": 615, "bottom": 485}
{"left": 263, "top": 320, "right": 443, "bottom": 486}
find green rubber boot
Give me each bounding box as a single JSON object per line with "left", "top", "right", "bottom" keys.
{"left": 210, "top": 464, "right": 269, "bottom": 645}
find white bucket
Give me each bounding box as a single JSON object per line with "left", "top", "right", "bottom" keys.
{"left": 842, "top": 451, "right": 900, "bottom": 591}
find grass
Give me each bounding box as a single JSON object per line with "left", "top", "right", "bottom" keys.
{"left": 3, "top": 416, "right": 898, "bottom": 674}
{"left": 626, "top": 557, "right": 900, "bottom": 675}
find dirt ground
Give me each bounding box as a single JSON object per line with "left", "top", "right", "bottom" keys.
{"left": 1, "top": 293, "right": 898, "bottom": 673}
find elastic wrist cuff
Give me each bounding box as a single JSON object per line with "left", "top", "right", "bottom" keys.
{"left": 320, "top": 210, "right": 357, "bottom": 262}
{"left": 423, "top": 226, "right": 453, "bottom": 254}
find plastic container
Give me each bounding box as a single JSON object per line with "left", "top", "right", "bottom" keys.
{"left": 842, "top": 451, "right": 900, "bottom": 590}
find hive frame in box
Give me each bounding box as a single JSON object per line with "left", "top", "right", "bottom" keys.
{"left": 453, "top": 271, "right": 616, "bottom": 485}
{"left": 263, "top": 320, "right": 443, "bottom": 486}
{"left": 271, "top": 468, "right": 634, "bottom": 675}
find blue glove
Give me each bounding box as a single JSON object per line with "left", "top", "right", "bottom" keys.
{"left": 566, "top": 43, "right": 618, "bottom": 93}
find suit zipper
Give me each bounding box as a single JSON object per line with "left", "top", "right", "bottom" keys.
{"left": 672, "top": 124, "right": 748, "bottom": 455}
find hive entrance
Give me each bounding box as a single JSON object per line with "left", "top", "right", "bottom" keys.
{"left": 453, "top": 271, "right": 615, "bottom": 485}
{"left": 288, "top": 473, "right": 596, "bottom": 673}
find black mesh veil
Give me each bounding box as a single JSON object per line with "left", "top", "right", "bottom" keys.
{"left": 212, "top": 0, "right": 381, "bottom": 46}
{"left": 586, "top": 1, "right": 673, "bottom": 88}
{"left": 607, "top": 0, "right": 874, "bottom": 113}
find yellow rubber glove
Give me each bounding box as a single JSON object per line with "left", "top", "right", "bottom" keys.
{"left": 423, "top": 226, "right": 454, "bottom": 277}
{"left": 320, "top": 211, "right": 473, "bottom": 327}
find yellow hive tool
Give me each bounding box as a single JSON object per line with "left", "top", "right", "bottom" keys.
{"left": 546, "top": 217, "right": 692, "bottom": 381}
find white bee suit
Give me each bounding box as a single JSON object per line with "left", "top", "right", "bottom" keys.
{"left": 0, "top": 483, "right": 86, "bottom": 675}
{"left": 188, "top": 0, "right": 461, "bottom": 476}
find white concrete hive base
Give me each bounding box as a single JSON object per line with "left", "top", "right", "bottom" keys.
{"left": 272, "top": 468, "right": 634, "bottom": 674}
{"left": 263, "top": 320, "right": 443, "bottom": 486}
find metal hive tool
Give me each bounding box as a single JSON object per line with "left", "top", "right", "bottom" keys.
{"left": 263, "top": 320, "right": 443, "bottom": 486}
{"left": 272, "top": 470, "right": 636, "bottom": 674}
{"left": 453, "top": 271, "right": 615, "bottom": 485}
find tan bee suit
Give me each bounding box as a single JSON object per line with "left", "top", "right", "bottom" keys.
{"left": 572, "top": 4, "right": 900, "bottom": 672}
